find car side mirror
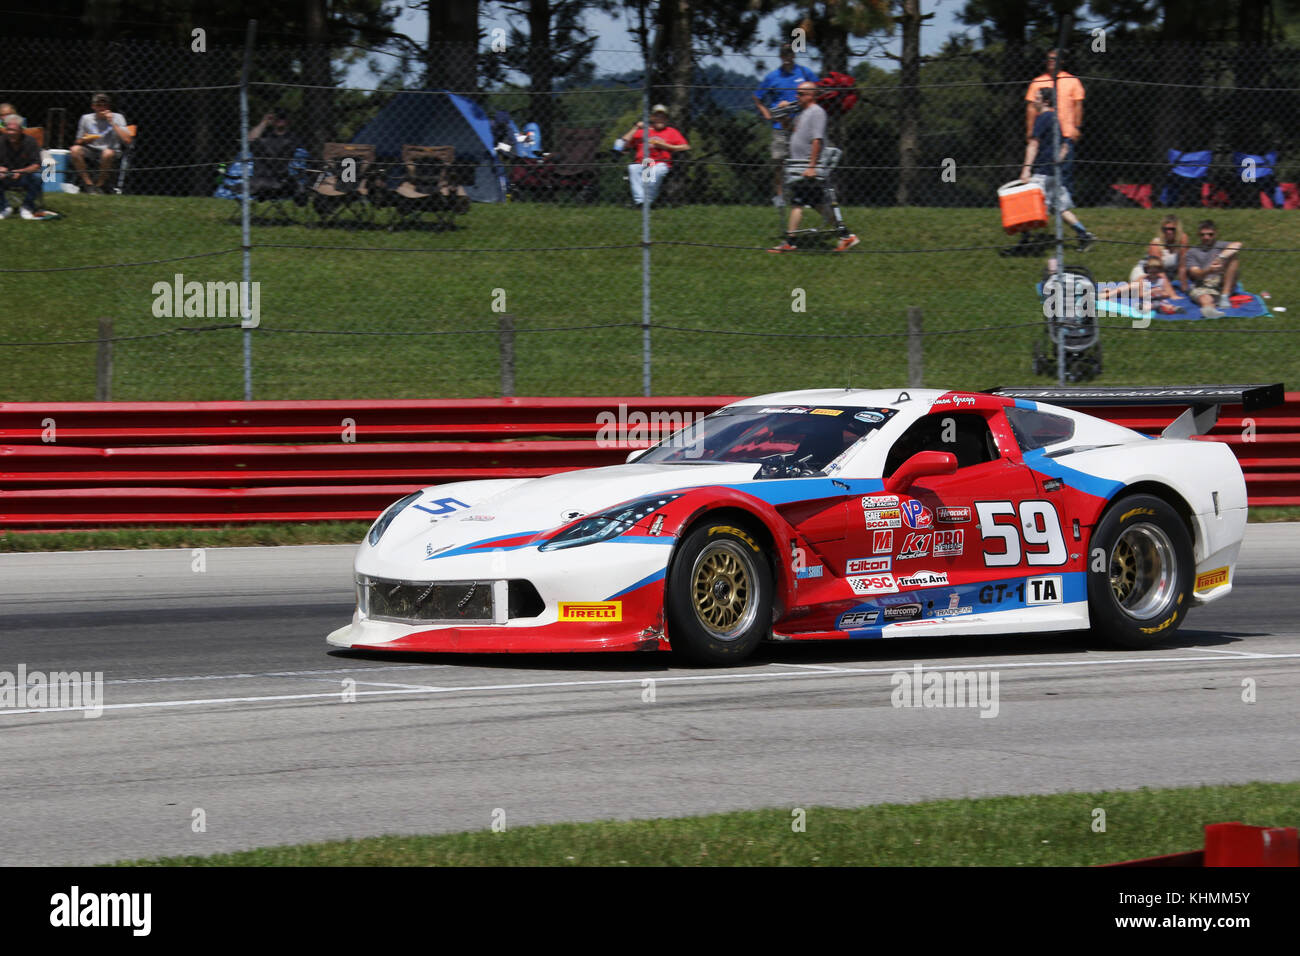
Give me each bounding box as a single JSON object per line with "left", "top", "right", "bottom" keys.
{"left": 884, "top": 451, "right": 957, "bottom": 493}
{"left": 625, "top": 448, "right": 648, "bottom": 464}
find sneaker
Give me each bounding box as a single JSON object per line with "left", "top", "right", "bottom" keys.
{"left": 1200, "top": 306, "right": 1224, "bottom": 319}
{"left": 18, "top": 206, "right": 35, "bottom": 220}
{"left": 772, "top": 195, "right": 786, "bottom": 208}
{"left": 767, "top": 241, "right": 797, "bottom": 253}
{"left": 1218, "top": 294, "right": 1231, "bottom": 309}
{"left": 1077, "top": 231, "right": 1097, "bottom": 252}
{"left": 0, "top": 205, "right": 10, "bottom": 219}
{"left": 83, "top": 184, "right": 101, "bottom": 195}
{"left": 834, "top": 233, "right": 860, "bottom": 252}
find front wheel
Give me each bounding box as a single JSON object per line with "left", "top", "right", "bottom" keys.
{"left": 1087, "top": 494, "right": 1194, "bottom": 648}
{"left": 666, "top": 521, "right": 773, "bottom": 664}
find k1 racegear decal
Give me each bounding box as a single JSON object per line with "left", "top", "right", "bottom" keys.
{"left": 975, "top": 500, "right": 1068, "bottom": 567}
{"left": 901, "top": 499, "right": 933, "bottom": 530}
{"left": 897, "top": 532, "right": 930, "bottom": 560}
{"left": 873, "top": 530, "right": 893, "bottom": 554}
{"left": 849, "top": 574, "right": 898, "bottom": 594}
{"left": 847, "top": 556, "right": 891, "bottom": 574}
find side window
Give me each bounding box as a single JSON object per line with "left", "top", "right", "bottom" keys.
{"left": 883, "top": 413, "right": 999, "bottom": 476}
{"left": 1004, "top": 407, "right": 1075, "bottom": 452}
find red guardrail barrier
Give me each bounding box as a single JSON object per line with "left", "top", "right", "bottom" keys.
{"left": 1103, "top": 821, "right": 1299, "bottom": 867}
{"left": 1, "top": 394, "right": 1297, "bottom": 529}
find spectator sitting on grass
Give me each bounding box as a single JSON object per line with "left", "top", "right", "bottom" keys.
{"left": 69, "top": 92, "right": 133, "bottom": 194}
{"left": 1101, "top": 256, "right": 1176, "bottom": 304}
{"left": 0, "top": 113, "right": 42, "bottom": 219}
{"left": 1184, "top": 219, "right": 1242, "bottom": 319}
{"left": 1130, "top": 213, "right": 1189, "bottom": 286}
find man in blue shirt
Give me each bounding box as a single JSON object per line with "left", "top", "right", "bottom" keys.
{"left": 754, "top": 43, "right": 818, "bottom": 207}
{"left": 1018, "top": 88, "right": 1096, "bottom": 252}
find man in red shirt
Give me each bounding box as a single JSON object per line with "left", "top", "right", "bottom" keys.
{"left": 615, "top": 104, "right": 689, "bottom": 207}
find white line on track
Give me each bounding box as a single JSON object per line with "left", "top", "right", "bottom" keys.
{"left": 3, "top": 651, "right": 1299, "bottom": 718}
{"left": 98, "top": 665, "right": 447, "bottom": 686}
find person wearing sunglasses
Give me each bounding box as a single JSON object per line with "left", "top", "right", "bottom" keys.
{"left": 1128, "top": 214, "right": 1189, "bottom": 287}
{"left": 1184, "top": 220, "right": 1243, "bottom": 319}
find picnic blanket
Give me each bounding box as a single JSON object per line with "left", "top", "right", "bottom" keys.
{"left": 1037, "top": 279, "right": 1272, "bottom": 321}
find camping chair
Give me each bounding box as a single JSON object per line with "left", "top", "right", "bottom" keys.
{"left": 1230, "top": 151, "right": 1281, "bottom": 208}
{"left": 1158, "top": 149, "right": 1212, "bottom": 207}
{"left": 310, "top": 142, "right": 379, "bottom": 226}
{"left": 510, "top": 127, "right": 601, "bottom": 203}
{"left": 387, "top": 145, "right": 471, "bottom": 229}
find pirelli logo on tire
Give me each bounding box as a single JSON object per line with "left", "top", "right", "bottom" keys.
{"left": 559, "top": 602, "right": 622, "bottom": 622}
{"left": 1195, "top": 566, "right": 1230, "bottom": 592}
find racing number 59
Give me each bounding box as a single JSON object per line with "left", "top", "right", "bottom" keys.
{"left": 976, "top": 500, "right": 1067, "bottom": 567}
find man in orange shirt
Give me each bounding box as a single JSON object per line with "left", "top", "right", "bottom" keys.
{"left": 1024, "top": 49, "right": 1084, "bottom": 193}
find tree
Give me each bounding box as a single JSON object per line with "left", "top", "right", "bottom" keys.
{"left": 423, "top": 0, "right": 480, "bottom": 93}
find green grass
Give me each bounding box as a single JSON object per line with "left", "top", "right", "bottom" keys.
{"left": 5, "top": 196, "right": 1297, "bottom": 400}
{"left": 117, "top": 781, "right": 1299, "bottom": 866}
{"left": 0, "top": 522, "right": 370, "bottom": 552}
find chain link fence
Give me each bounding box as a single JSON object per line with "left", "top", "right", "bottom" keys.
{"left": 2, "top": 35, "right": 1298, "bottom": 401}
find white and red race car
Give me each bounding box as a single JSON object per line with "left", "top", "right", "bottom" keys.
{"left": 327, "top": 385, "right": 1279, "bottom": 664}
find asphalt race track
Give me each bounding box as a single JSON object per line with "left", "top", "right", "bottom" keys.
{"left": 3, "top": 526, "right": 1299, "bottom": 865}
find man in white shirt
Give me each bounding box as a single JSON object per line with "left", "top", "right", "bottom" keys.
{"left": 69, "top": 93, "right": 134, "bottom": 194}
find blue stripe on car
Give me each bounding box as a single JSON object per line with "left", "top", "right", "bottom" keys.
{"left": 606, "top": 568, "right": 668, "bottom": 599}
{"left": 1021, "top": 448, "right": 1125, "bottom": 500}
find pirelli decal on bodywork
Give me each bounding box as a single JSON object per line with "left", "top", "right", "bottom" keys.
{"left": 559, "top": 602, "right": 622, "bottom": 622}
{"left": 1195, "top": 566, "right": 1230, "bottom": 592}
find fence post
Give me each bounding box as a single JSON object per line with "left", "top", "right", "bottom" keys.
{"left": 499, "top": 313, "right": 515, "bottom": 397}
{"left": 95, "top": 316, "right": 113, "bottom": 401}
{"left": 907, "top": 306, "right": 923, "bottom": 387}
{"left": 239, "top": 19, "right": 257, "bottom": 401}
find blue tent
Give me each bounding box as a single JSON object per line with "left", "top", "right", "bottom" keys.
{"left": 353, "top": 90, "right": 505, "bottom": 202}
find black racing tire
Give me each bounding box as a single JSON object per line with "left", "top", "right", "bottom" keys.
{"left": 1087, "top": 494, "right": 1194, "bottom": 648}
{"left": 666, "top": 520, "right": 773, "bottom": 665}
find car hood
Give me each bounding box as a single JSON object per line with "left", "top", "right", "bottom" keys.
{"left": 371, "top": 460, "right": 762, "bottom": 564}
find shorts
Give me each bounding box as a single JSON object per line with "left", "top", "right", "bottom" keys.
{"left": 770, "top": 127, "right": 789, "bottom": 160}
{"left": 786, "top": 176, "right": 827, "bottom": 207}
{"left": 1191, "top": 273, "right": 1224, "bottom": 300}
{"left": 1029, "top": 173, "right": 1073, "bottom": 214}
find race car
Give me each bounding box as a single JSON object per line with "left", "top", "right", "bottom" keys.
{"left": 327, "top": 384, "right": 1280, "bottom": 664}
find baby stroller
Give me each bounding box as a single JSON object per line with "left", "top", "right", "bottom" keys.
{"left": 1033, "top": 264, "right": 1103, "bottom": 382}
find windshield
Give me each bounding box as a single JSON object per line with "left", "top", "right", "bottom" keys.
{"left": 638, "top": 405, "right": 898, "bottom": 473}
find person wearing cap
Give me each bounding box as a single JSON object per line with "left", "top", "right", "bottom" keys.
{"left": 615, "top": 104, "right": 689, "bottom": 207}
{"left": 754, "top": 43, "right": 818, "bottom": 207}
{"left": 768, "top": 81, "right": 858, "bottom": 253}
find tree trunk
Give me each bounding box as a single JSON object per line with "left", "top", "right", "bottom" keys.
{"left": 428, "top": 0, "right": 479, "bottom": 95}
{"left": 895, "top": 0, "right": 921, "bottom": 206}
{"left": 668, "top": 0, "right": 692, "bottom": 120}
{"left": 528, "top": 0, "right": 556, "bottom": 150}
{"left": 303, "top": 0, "right": 332, "bottom": 159}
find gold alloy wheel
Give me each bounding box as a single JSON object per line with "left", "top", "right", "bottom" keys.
{"left": 690, "top": 540, "right": 759, "bottom": 640}
{"left": 1108, "top": 522, "right": 1177, "bottom": 619}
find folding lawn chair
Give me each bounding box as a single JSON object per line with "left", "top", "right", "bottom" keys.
{"left": 310, "top": 143, "right": 379, "bottom": 226}
{"left": 387, "top": 144, "right": 471, "bottom": 228}
{"left": 1158, "top": 149, "right": 1212, "bottom": 207}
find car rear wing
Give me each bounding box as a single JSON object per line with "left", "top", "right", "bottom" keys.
{"left": 988, "top": 384, "right": 1285, "bottom": 439}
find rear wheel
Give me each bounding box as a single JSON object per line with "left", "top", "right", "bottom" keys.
{"left": 666, "top": 520, "right": 772, "bottom": 664}
{"left": 1087, "top": 494, "right": 1194, "bottom": 648}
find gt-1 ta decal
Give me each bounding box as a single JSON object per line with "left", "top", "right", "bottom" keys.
{"left": 975, "top": 500, "right": 1067, "bottom": 567}
{"left": 978, "top": 576, "right": 1063, "bottom": 606}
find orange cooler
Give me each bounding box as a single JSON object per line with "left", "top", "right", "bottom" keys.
{"left": 998, "top": 180, "right": 1047, "bottom": 234}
